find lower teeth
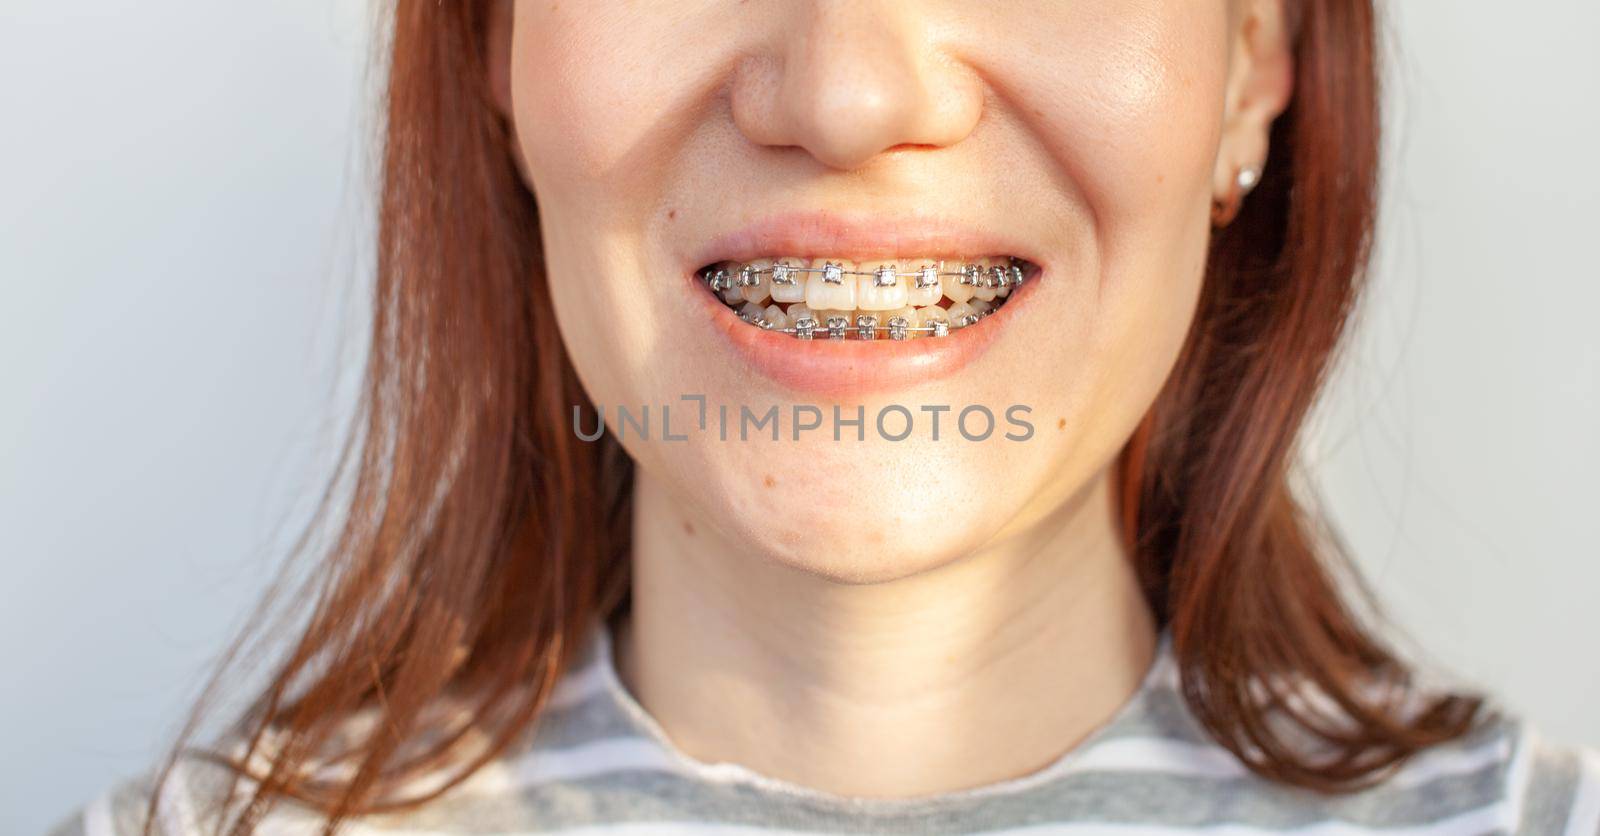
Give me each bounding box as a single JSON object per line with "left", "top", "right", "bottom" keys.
{"left": 701, "top": 258, "right": 1030, "bottom": 339}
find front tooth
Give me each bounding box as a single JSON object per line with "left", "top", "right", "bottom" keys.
{"left": 786, "top": 303, "right": 815, "bottom": 326}
{"left": 767, "top": 258, "right": 807, "bottom": 303}
{"left": 856, "top": 261, "right": 909, "bottom": 311}
{"left": 941, "top": 262, "right": 977, "bottom": 304}
{"left": 805, "top": 258, "right": 858, "bottom": 310}
{"left": 740, "top": 259, "right": 772, "bottom": 304}
{"left": 906, "top": 261, "right": 943, "bottom": 306}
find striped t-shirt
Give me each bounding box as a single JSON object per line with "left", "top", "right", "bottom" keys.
{"left": 51, "top": 620, "right": 1600, "bottom": 835}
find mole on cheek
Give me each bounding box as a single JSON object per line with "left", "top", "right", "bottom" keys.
{"left": 1058, "top": 418, "right": 1067, "bottom": 430}
{"left": 763, "top": 474, "right": 776, "bottom": 488}
{"left": 682, "top": 521, "right": 695, "bottom": 536}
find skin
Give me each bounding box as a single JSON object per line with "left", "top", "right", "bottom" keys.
{"left": 488, "top": 0, "right": 1292, "bottom": 798}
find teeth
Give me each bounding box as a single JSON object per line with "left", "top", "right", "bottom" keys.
{"left": 856, "top": 260, "right": 909, "bottom": 311}
{"left": 738, "top": 301, "right": 767, "bottom": 326}
{"left": 703, "top": 256, "right": 1032, "bottom": 339}
{"left": 906, "top": 263, "right": 943, "bottom": 306}
{"left": 970, "top": 260, "right": 999, "bottom": 302}
{"left": 806, "top": 258, "right": 858, "bottom": 310}
{"left": 886, "top": 305, "right": 917, "bottom": 341}
{"left": 917, "top": 304, "right": 949, "bottom": 328}
{"left": 768, "top": 258, "right": 807, "bottom": 303}
{"left": 739, "top": 259, "right": 771, "bottom": 304}
{"left": 941, "top": 264, "right": 977, "bottom": 304}
{"left": 821, "top": 261, "right": 846, "bottom": 284}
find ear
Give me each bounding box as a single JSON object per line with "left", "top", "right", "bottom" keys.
{"left": 485, "top": 0, "right": 514, "bottom": 118}
{"left": 1213, "top": 0, "right": 1294, "bottom": 199}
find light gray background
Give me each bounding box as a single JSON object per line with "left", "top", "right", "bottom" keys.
{"left": 2, "top": 2, "right": 1596, "bottom": 833}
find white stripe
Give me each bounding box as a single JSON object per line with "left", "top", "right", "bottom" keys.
{"left": 156, "top": 758, "right": 204, "bottom": 836}
{"left": 1497, "top": 720, "right": 1537, "bottom": 833}
{"left": 1053, "top": 737, "right": 1251, "bottom": 778}
{"left": 447, "top": 737, "right": 685, "bottom": 796}
{"left": 1387, "top": 731, "right": 1514, "bottom": 790}
{"left": 83, "top": 790, "right": 116, "bottom": 836}
{"left": 546, "top": 657, "right": 608, "bottom": 710}
{"left": 1565, "top": 747, "right": 1600, "bottom": 836}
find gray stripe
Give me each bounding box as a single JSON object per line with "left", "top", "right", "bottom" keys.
{"left": 526, "top": 690, "right": 651, "bottom": 750}
{"left": 79, "top": 619, "right": 1553, "bottom": 835}
{"left": 90, "top": 714, "right": 1538, "bottom": 835}
{"left": 350, "top": 744, "right": 1518, "bottom": 835}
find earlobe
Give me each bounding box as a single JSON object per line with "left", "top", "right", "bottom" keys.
{"left": 485, "top": 0, "right": 514, "bottom": 118}
{"left": 1212, "top": 0, "right": 1294, "bottom": 224}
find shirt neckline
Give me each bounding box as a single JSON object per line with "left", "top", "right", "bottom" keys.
{"left": 584, "top": 615, "right": 1178, "bottom": 813}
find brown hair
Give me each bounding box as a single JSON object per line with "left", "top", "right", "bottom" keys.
{"left": 145, "top": 1, "right": 1484, "bottom": 832}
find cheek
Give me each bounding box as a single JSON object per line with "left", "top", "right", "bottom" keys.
{"left": 507, "top": 4, "right": 693, "bottom": 201}
{"left": 1016, "top": 4, "right": 1229, "bottom": 233}
{"left": 984, "top": 4, "right": 1230, "bottom": 503}
{"left": 504, "top": 5, "right": 704, "bottom": 418}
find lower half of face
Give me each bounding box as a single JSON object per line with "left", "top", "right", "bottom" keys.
{"left": 509, "top": 1, "right": 1232, "bottom": 579}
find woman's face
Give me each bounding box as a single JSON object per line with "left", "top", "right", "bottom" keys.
{"left": 493, "top": 1, "right": 1288, "bottom": 580}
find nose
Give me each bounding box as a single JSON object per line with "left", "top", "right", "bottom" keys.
{"left": 730, "top": 1, "right": 984, "bottom": 171}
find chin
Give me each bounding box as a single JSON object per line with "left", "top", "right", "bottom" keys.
{"left": 692, "top": 451, "right": 1014, "bottom": 585}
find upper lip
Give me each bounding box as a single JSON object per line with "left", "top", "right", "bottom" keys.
{"left": 685, "top": 210, "right": 1046, "bottom": 271}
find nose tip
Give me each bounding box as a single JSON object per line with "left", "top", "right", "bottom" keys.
{"left": 731, "top": 6, "right": 982, "bottom": 171}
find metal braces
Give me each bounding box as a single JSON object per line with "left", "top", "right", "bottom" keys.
{"left": 736, "top": 310, "right": 985, "bottom": 339}
{"left": 709, "top": 260, "right": 1027, "bottom": 293}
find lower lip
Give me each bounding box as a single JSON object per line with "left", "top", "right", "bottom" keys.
{"left": 689, "top": 272, "right": 1037, "bottom": 398}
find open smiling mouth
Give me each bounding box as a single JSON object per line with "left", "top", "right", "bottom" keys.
{"left": 697, "top": 256, "right": 1038, "bottom": 340}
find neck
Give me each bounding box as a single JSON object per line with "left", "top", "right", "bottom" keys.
{"left": 613, "top": 466, "right": 1157, "bottom": 799}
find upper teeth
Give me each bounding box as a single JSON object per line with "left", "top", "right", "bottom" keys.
{"left": 704, "top": 256, "right": 1030, "bottom": 338}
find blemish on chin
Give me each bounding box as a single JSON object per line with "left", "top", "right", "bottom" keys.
{"left": 682, "top": 521, "right": 695, "bottom": 536}
{"left": 1057, "top": 418, "right": 1067, "bottom": 430}
{"left": 667, "top": 208, "right": 676, "bottom": 220}
{"left": 762, "top": 474, "right": 776, "bottom": 488}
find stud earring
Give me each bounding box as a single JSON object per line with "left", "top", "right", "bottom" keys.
{"left": 1211, "top": 163, "right": 1263, "bottom": 227}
